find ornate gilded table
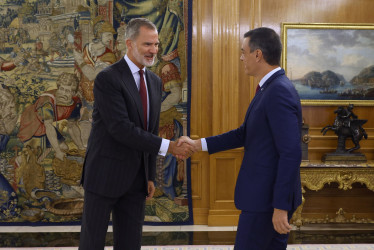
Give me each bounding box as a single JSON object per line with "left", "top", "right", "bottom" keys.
{"left": 292, "top": 161, "right": 374, "bottom": 227}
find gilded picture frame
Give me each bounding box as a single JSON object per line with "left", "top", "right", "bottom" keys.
{"left": 281, "top": 23, "right": 374, "bottom": 106}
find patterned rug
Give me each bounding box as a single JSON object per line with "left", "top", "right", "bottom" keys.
{"left": 2, "top": 245, "right": 374, "bottom": 250}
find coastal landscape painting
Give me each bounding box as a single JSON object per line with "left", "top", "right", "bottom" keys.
{"left": 282, "top": 23, "right": 374, "bottom": 105}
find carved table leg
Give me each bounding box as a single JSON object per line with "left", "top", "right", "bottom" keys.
{"left": 292, "top": 193, "right": 305, "bottom": 228}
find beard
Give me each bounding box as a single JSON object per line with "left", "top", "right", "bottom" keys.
{"left": 132, "top": 44, "right": 156, "bottom": 67}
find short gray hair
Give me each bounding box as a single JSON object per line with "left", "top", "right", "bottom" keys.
{"left": 125, "top": 18, "right": 157, "bottom": 41}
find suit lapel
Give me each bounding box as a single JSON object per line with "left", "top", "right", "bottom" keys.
{"left": 244, "top": 91, "right": 260, "bottom": 121}
{"left": 117, "top": 58, "right": 146, "bottom": 129}
{"left": 145, "top": 70, "right": 157, "bottom": 132}
{"left": 244, "top": 69, "right": 285, "bottom": 121}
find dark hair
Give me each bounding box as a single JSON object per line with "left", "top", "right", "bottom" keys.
{"left": 125, "top": 18, "right": 157, "bottom": 41}
{"left": 244, "top": 27, "right": 282, "bottom": 66}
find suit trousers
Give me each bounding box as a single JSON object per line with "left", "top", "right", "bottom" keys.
{"left": 79, "top": 168, "right": 146, "bottom": 250}
{"left": 234, "top": 210, "right": 294, "bottom": 250}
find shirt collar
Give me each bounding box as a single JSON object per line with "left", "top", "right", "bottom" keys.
{"left": 124, "top": 54, "right": 146, "bottom": 74}
{"left": 259, "top": 67, "right": 281, "bottom": 87}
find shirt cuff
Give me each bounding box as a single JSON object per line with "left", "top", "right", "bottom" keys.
{"left": 201, "top": 138, "right": 208, "bottom": 151}
{"left": 159, "top": 138, "right": 170, "bottom": 156}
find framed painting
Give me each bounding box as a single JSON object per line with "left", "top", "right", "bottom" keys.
{"left": 281, "top": 23, "right": 374, "bottom": 106}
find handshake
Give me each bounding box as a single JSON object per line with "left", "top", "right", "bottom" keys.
{"left": 167, "top": 136, "right": 202, "bottom": 160}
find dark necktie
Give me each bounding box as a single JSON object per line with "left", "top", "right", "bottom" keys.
{"left": 256, "top": 84, "right": 261, "bottom": 93}
{"left": 138, "top": 69, "right": 147, "bottom": 130}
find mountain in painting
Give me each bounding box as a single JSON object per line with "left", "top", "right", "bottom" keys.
{"left": 351, "top": 65, "right": 374, "bottom": 86}
{"left": 300, "top": 70, "right": 345, "bottom": 89}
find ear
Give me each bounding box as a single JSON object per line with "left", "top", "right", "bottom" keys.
{"left": 125, "top": 39, "right": 133, "bottom": 50}
{"left": 255, "top": 49, "right": 263, "bottom": 62}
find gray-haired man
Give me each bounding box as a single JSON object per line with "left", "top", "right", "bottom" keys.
{"left": 79, "top": 18, "right": 194, "bottom": 250}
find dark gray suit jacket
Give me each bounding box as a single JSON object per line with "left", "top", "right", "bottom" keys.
{"left": 81, "top": 57, "right": 163, "bottom": 198}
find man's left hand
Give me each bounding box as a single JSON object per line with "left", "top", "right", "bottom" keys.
{"left": 272, "top": 208, "right": 292, "bottom": 234}
{"left": 146, "top": 181, "right": 155, "bottom": 200}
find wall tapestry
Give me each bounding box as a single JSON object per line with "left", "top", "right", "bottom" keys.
{"left": 0, "top": 0, "right": 193, "bottom": 225}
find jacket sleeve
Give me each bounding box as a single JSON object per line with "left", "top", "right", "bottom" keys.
{"left": 93, "top": 69, "right": 162, "bottom": 155}
{"left": 205, "top": 123, "right": 246, "bottom": 154}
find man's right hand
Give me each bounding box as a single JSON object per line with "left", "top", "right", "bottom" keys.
{"left": 168, "top": 140, "right": 195, "bottom": 160}
{"left": 177, "top": 136, "right": 202, "bottom": 152}
{"left": 171, "top": 136, "right": 202, "bottom": 159}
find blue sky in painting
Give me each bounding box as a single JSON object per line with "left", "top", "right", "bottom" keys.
{"left": 286, "top": 28, "right": 374, "bottom": 82}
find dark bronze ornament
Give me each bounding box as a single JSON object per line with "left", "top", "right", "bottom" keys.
{"left": 321, "top": 104, "right": 368, "bottom": 162}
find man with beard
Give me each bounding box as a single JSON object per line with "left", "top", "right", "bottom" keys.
{"left": 79, "top": 18, "right": 194, "bottom": 250}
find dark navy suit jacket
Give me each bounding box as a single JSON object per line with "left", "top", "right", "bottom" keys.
{"left": 206, "top": 69, "right": 302, "bottom": 212}
{"left": 81, "top": 58, "right": 163, "bottom": 198}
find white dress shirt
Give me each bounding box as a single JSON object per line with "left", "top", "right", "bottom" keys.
{"left": 124, "top": 55, "right": 169, "bottom": 156}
